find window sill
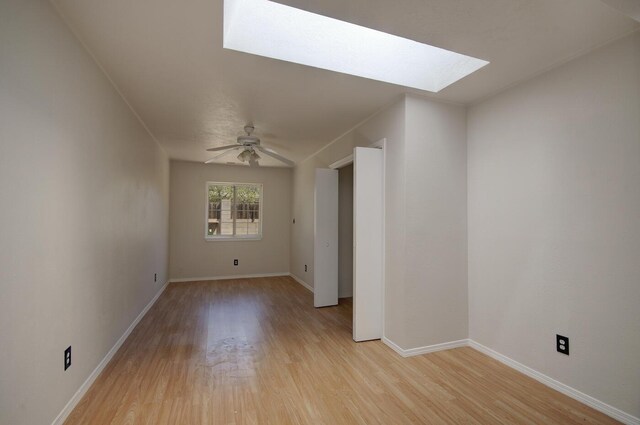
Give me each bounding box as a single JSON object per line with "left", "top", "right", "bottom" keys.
{"left": 205, "top": 236, "right": 262, "bottom": 242}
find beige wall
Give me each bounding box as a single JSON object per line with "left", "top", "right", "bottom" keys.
{"left": 0, "top": 1, "right": 170, "bottom": 424}
{"left": 403, "top": 96, "right": 468, "bottom": 347}
{"left": 338, "top": 164, "right": 354, "bottom": 298}
{"left": 468, "top": 32, "right": 640, "bottom": 418}
{"left": 169, "top": 161, "right": 291, "bottom": 280}
{"left": 290, "top": 156, "right": 318, "bottom": 285}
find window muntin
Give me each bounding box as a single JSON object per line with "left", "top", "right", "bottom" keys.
{"left": 206, "top": 182, "right": 262, "bottom": 240}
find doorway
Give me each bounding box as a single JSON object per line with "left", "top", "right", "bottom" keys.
{"left": 314, "top": 143, "right": 385, "bottom": 342}
{"left": 338, "top": 164, "right": 354, "bottom": 301}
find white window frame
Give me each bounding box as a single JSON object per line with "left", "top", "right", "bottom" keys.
{"left": 205, "top": 181, "right": 263, "bottom": 241}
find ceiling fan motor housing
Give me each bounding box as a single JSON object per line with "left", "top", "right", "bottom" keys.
{"left": 237, "top": 135, "right": 260, "bottom": 146}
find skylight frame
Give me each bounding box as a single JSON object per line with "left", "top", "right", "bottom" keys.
{"left": 223, "top": 0, "right": 489, "bottom": 92}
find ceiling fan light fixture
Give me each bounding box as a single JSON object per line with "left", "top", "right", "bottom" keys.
{"left": 248, "top": 150, "right": 260, "bottom": 166}
{"left": 237, "top": 149, "right": 252, "bottom": 162}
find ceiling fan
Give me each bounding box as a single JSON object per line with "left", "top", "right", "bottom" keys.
{"left": 205, "top": 125, "right": 294, "bottom": 167}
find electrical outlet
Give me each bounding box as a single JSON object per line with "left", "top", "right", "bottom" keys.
{"left": 154, "top": 273, "right": 157, "bottom": 282}
{"left": 556, "top": 334, "right": 569, "bottom": 355}
{"left": 304, "top": 264, "right": 307, "bottom": 272}
{"left": 234, "top": 259, "right": 238, "bottom": 266}
{"left": 64, "top": 346, "right": 72, "bottom": 370}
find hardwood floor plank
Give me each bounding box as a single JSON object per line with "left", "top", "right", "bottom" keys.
{"left": 63, "top": 276, "right": 620, "bottom": 425}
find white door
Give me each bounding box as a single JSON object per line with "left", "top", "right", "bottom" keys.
{"left": 353, "top": 147, "right": 383, "bottom": 341}
{"left": 314, "top": 168, "right": 339, "bottom": 307}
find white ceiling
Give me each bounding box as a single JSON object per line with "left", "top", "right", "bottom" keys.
{"left": 599, "top": 0, "right": 640, "bottom": 22}
{"left": 52, "top": 0, "right": 638, "bottom": 165}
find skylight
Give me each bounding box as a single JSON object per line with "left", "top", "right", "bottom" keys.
{"left": 223, "top": 0, "right": 489, "bottom": 92}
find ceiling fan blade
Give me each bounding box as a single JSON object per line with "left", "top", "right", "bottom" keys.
{"left": 205, "top": 147, "right": 240, "bottom": 164}
{"left": 206, "top": 144, "right": 240, "bottom": 152}
{"left": 255, "top": 146, "right": 294, "bottom": 167}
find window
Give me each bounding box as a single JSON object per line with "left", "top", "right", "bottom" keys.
{"left": 206, "top": 182, "right": 262, "bottom": 240}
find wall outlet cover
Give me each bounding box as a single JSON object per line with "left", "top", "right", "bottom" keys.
{"left": 64, "top": 346, "right": 72, "bottom": 370}
{"left": 556, "top": 334, "right": 569, "bottom": 355}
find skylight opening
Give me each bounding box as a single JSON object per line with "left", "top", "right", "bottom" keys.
{"left": 223, "top": 0, "right": 489, "bottom": 92}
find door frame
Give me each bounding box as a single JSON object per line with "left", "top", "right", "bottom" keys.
{"left": 329, "top": 139, "right": 386, "bottom": 341}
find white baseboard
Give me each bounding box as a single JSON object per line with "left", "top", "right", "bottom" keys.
{"left": 467, "top": 340, "right": 639, "bottom": 425}
{"left": 289, "top": 273, "right": 313, "bottom": 292}
{"left": 169, "top": 272, "right": 290, "bottom": 283}
{"left": 381, "top": 337, "right": 637, "bottom": 424}
{"left": 382, "top": 337, "right": 469, "bottom": 357}
{"left": 51, "top": 281, "right": 169, "bottom": 425}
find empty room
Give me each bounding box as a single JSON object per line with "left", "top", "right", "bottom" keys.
{"left": 1, "top": 0, "right": 639, "bottom": 424}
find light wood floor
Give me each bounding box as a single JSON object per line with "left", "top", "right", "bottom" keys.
{"left": 65, "top": 276, "right": 619, "bottom": 424}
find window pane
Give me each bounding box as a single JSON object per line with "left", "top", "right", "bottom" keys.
{"left": 236, "top": 221, "right": 249, "bottom": 235}
{"left": 236, "top": 185, "right": 260, "bottom": 236}
{"left": 208, "top": 184, "right": 233, "bottom": 236}
{"left": 248, "top": 216, "right": 260, "bottom": 235}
